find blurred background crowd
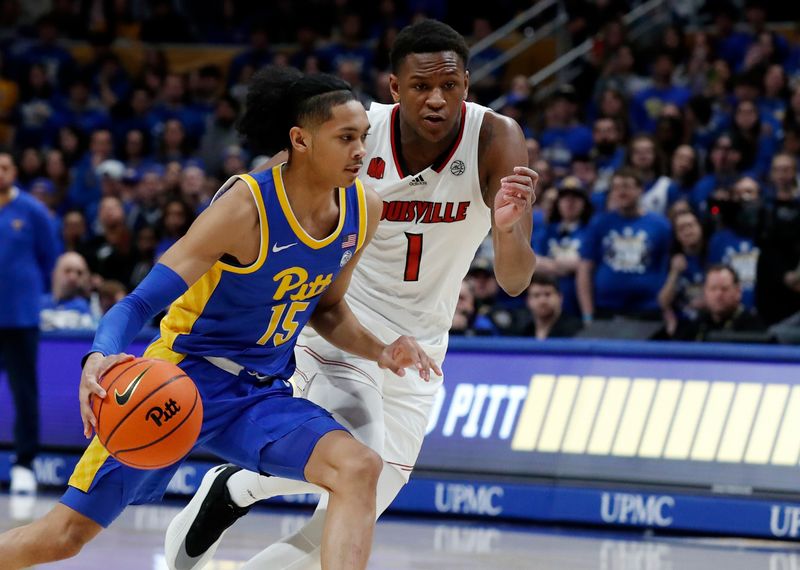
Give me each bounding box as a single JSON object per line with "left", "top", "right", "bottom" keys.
{"left": 2, "top": 0, "right": 800, "bottom": 344}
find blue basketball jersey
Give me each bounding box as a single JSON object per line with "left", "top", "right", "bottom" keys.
{"left": 156, "top": 164, "right": 368, "bottom": 378}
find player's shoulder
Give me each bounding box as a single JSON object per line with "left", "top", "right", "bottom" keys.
{"left": 357, "top": 178, "right": 382, "bottom": 212}
{"left": 478, "top": 108, "right": 525, "bottom": 156}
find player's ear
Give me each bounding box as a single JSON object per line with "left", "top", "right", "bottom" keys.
{"left": 289, "top": 126, "right": 309, "bottom": 153}
{"left": 463, "top": 69, "right": 470, "bottom": 101}
{"left": 389, "top": 74, "right": 400, "bottom": 103}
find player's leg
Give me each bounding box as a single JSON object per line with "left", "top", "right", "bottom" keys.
{"left": 240, "top": 355, "right": 441, "bottom": 570}
{"left": 240, "top": 461, "right": 407, "bottom": 570}
{"left": 0, "top": 503, "right": 101, "bottom": 569}
{"left": 302, "top": 428, "right": 382, "bottom": 570}
{"left": 166, "top": 343, "right": 386, "bottom": 569}
{"left": 169, "top": 363, "right": 381, "bottom": 570}
{"left": 0, "top": 435, "right": 185, "bottom": 568}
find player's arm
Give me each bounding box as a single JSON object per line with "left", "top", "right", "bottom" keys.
{"left": 78, "top": 181, "right": 258, "bottom": 437}
{"left": 308, "top": 186, "right": 441, "bottom": 379}
{"left": 481, "top": 112, "right": 538, "bottom": 296}
{"left": 576, "top": 260, "right": 595, "bottom": 324}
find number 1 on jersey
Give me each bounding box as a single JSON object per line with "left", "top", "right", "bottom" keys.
{"left": 404, "top": 232, "right": 423, "bottom": 281}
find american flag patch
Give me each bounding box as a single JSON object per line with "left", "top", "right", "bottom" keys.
{"left": 341, "top": 233, "right": 357, "bottom": 248}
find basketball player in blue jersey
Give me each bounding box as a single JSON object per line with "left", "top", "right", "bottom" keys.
{"left": 0, "top": 68, "right": 440, "bottom": 570}
{"left": 166, "top": 19, "right": 538, "bottom": 570}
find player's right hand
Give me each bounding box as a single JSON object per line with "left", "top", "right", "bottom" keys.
{"left": 79, "top": 352, "right": 134, "bottom": 438}
{"left": 378, "top": 336, "right": 443, "bottom": 381}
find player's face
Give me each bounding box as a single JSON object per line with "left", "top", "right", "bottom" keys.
{"left": 391, "top": 52, "right": 468, "bottom": 143}
{"left": 306, "top": 100, "right": 370, "bottom": 187}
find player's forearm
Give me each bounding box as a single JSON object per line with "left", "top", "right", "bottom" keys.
{"left": 492, "top": 227, "right": 536, "bottom": 296}
{"left": 309, "top": 301, "right": 386, "bottom": 362}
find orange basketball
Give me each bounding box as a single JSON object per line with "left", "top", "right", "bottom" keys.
{"left": 92, "top": 357, "right": 203, "bottom": 470}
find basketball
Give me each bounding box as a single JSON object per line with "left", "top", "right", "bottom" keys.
{"left": 92, "top": 357, "right": 203, "bottom": 470}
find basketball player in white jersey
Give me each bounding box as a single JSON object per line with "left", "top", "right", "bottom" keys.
{"left": 165, "top": 19, "right": 537, "bottom": 570}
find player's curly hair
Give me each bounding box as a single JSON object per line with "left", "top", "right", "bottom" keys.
{"left": 238, "top": 66, "right": 355, "bottom": 155}
{"left": 390, "top": 19, "right": 470, "bottom": 72}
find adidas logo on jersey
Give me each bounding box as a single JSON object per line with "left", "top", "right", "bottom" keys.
{"left": 409, "top": 174, "right": 427, "bottom": 186}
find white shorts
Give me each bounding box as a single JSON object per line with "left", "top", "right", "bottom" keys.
{"left": 292, "top": 329, "right": 445, "bottom": 482}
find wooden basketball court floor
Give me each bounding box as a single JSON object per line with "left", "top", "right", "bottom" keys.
{"left": 2, "top": 494, "right": 799, "bottom": 569}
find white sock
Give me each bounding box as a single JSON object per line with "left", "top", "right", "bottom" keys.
{"left": 226, "top": 471, "right": 322, "bottom": 508}
{"left": 240, "top": 462, "right": 407, "bottom": 570}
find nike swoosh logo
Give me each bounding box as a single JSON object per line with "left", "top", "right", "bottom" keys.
{"left": 272, "top": 242, "right": 297, "bottom": 253}
{"left": 114, "top": 366, "right": 151, "bottom": 406}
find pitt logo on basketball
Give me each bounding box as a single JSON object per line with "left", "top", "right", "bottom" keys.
{"left": 146, "top": 398, "right": 181, "bottom": 427}
{"left": 257, "top": 266, "right": 334, "bottom": 348}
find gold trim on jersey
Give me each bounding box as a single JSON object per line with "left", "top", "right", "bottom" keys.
{"left": 217, "top": 173, "right": 270, "bottom": 274}
{"left": 68, "top": 437, "right": 109, "bottom": 492}
{"left": 355, "top": 178, "right": 368, "bottom": 251}
{"left": 159, "top": 265, "right": 223, "bottom": 351}
{"left": 143, "top": 337, "right": 187, "bottom": 364}
{"left": 272, "top": 164, "right": 346, "bottom": 249}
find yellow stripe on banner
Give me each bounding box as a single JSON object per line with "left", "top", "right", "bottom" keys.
{"left": 716, "top": 383, "right": 763, "bottom": 463}
{"left": 561, "top": 376, "right": 606, "bottom": 454}
{"left": 217, "top": 173, "right": 269, "bottom": 274}
{"left": 638, "top": 380, "right": 682, "bottom": 458}
{"left": 612, "top": 378, "right": 657, "bottom": 457}
{"left": 68, "top": 437, "right": 110, "bottom": 492}
{"left": 355, "top": 178, "right": 368, "bottom": 251}
{"left": 511, "top": 375, "right": 556, "bottom": 451}
{"left": 690, "top": 382, "right": 736, "bottom": 461}
{"left": 663, "top": 381, "right": 709, "bottom": 460}
{"left": 273, "top": 164, "right": 346, "bottom": 249}
{"left": 160, "top": 265, "right": 223, "bottom": 351}
{"left": 143, "top": 337, "right": 186, "bottom": 365}
{"left": 537, "top": 375, "right": 579, "bottom": 452}
{"left": 587, "top": 377, "right": 630, "bottom": 455}
{"left": 771, "top": 386, "right": 800, "bottom": 465}
{"left": 744, "top": 384, "right": 790, "bottom": 464}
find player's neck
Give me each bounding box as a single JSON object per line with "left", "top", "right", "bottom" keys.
{"left": 281, "top": 162, "right": 340, "bottom": 238}
{"left": 398, "top": 117, "right": 460, "bottom": 173}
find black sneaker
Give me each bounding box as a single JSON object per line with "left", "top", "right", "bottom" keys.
{"left": 165, "top": 464, "right": 251, "bottom": 570}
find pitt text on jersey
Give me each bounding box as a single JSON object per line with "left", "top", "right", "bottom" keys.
{"left": 381, "top": 200, "right": 470, "bottom": 224}
{"left": 257, "top": 266, "right": 333, "bottom": 348}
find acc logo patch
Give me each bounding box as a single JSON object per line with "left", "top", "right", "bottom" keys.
{"left": 450, "top": 160, "right": 465, "bottom": 176}
{"left": 340, "top": 250, "right": 353, "bottom": 267}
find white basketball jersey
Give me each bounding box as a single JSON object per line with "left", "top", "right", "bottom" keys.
{"left": 345, "top": 101, "right": 491, "bottom": 351}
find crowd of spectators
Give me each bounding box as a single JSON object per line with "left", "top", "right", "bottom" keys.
{"left": 1, "top": 1, "right": 799, "bottom": 344}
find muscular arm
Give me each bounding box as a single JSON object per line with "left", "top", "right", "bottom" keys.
{"left": 576, "top": 259, "right": 595, "bottom": 321}
{"left": 308, "top": 187, "right": 386, "bottom": 361}
{"left": 480, "top": 112, "right": 537, "bottom": 296}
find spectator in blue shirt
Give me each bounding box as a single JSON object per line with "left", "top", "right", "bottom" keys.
{"left": 591, "top": 116, "right": 626, "bottom": 194}
{"left": 658, "top": 210, "right": 707, "bottom": 336}
{"left": 730, "top": 99, "right": 778, "bottom": 179}
{"left": 626, "top": 134, "right": 676, "bottom": 216}
{"left": 707, "top": 176, "right": 762, "bottom": 309}
{"left": 667, "top": 144, "right": 700, "bottom": 202}
{"left": 630, "top": 52, "right": 691, "bottom": 134}
{"left": 534, "top": 176, "right": 593, "bottom": 316}
{"left": 0, "top": 152, "right": 58, "bottom": 497}
{"left": 40, "top": 252, "right": 94, "bottom": 331}
{"left": 539, "top": 85, "right": 593, "bottom": 176}
{"left": 578, "top": 168, "right": 672, "bottom": 322}
{"left": 691, "top": 133, "right": 743, "bottom": 213}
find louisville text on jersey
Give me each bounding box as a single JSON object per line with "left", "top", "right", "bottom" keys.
{"left": 381, "top": 200, "right": 471, "bottom": 224}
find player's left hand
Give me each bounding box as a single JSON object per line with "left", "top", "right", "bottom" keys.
{"left": 379, "top": 336, "right": 443, "bottom": 381}
{"left": 494, "top": 166, "right": 538, "bottom": 232}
